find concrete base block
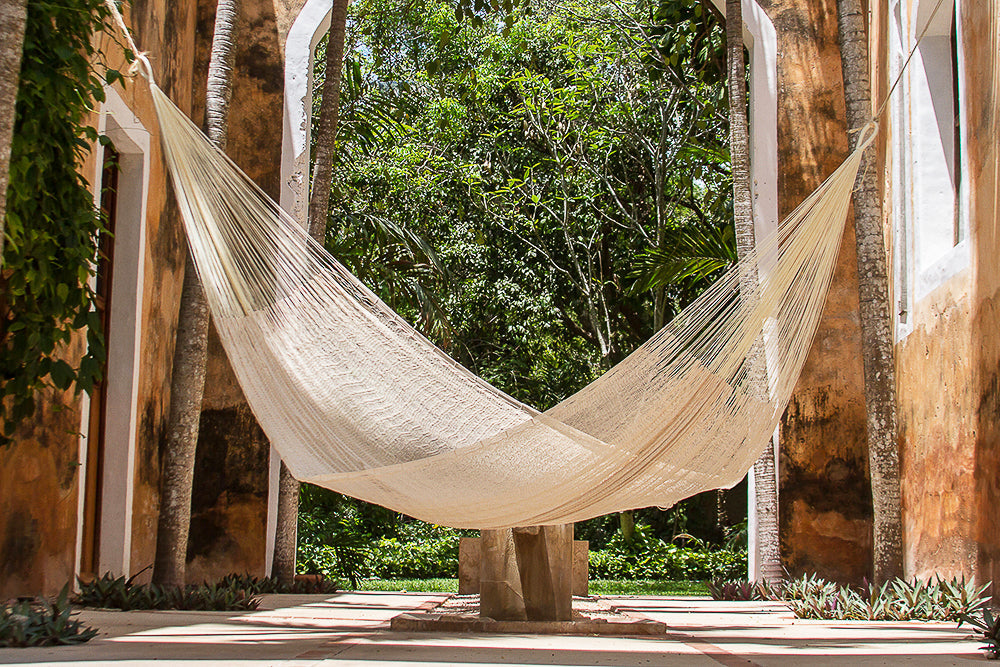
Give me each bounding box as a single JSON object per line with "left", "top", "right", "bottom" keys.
{"left": 389, "top": 594, "right": 666, "bottom": 635}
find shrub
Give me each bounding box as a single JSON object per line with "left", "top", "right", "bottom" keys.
{"left": 298, "top": 517, "right": 465, "bottom": 584}
{"left": 0, "top": 585, "right": 97, "bottom": 648}
{"left": 369, "top": 533, "right": 460, "bottom": 579}
{"left": 588, "top": 542, "right": 746, "bottom": 581}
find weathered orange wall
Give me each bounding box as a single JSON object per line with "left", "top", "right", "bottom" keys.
{"left": 0, "top": 383, "right": 86, "bottom": 597}
{"left": 895, "top": 275, "right": 978, "bottom": 580}
{"left": 122, "top": 0, "right": 200, "bottom": 581}
{"left": 0, "top": 0, "right": 311, "bottom": 596}
{"left": 870, "top": 0, "right": 1000, "bottom": 593}
{"left": 758, "top": 0, "right": 873, "bottom": 583}
{"left": 0, "top": 0, "right": 197, "bottom": 597}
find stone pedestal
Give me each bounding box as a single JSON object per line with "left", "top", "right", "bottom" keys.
{"left": 512, "top": 525, "right": 573, "bottom": 621}
{"left": 476, "top": 524, "right": 575, "bottom": 622}
{"left": 459, "top": 534, "right": 589, "bottom": 598}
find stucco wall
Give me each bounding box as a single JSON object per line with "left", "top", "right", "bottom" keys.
{"left": 0, "top": 0, "right": 197, "bottom": 597}
{"left": 873, "top": 0, "right": 1000, "bottom": 593}
{"left": 895, "top": 273, "right": 977, "bottom": 580}
{"left": 0, "top": 383, "right": 86, "bottom": 597}
{"left": 124, "top": 0, "right": 199, "bottom": 581}
{"left": 756, "top": 0, "right": 873, "bottom": 583}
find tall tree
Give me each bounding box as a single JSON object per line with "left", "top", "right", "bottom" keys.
{"left": 726, "top": 0, "right": 780, "bottom": 583}
{"left": 271, "top": 0, "right": 350, "bottom": 587}
{"left": 836, "top": 0, "right": 902, "bottom": 584}
{"left": 0, "top": 0, "right": 28, "bottom": 257}
{"left": 153, "top": 0, "right": 240, "bottom": 588}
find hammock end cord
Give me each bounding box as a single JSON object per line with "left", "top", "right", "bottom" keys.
{"left": 103, "top": 0, "right": 156, "bottom": 85}
{"left": 852, "top": 119, "right": 879, "bottom": 153}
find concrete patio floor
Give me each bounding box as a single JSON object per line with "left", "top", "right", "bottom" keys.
{"left": 0, "top": 591, "right": 988, "bottom": 666}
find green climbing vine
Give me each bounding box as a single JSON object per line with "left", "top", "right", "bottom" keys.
{"left": 1, "top": 0, "right": 122, "bottom": 442}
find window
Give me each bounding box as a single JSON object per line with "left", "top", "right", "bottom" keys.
{"left": 891, "top": 0, "right": 968, "bottom": 334}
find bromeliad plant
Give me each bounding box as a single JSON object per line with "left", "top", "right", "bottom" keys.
{"left": 76, "top": 572, "right": 260, "bottom": 611}
{"left": 706, "top": 578, "right": 768, "bottom": 601}
{"left": 710, "top": 572, "right": 993, "bottom": 622}
{"left": 0, "top": 585, "right": 97, "bottom": 648}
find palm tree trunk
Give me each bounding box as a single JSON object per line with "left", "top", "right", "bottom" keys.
{"left": 270, "top": 461, "right": 299, "bottom": 585}
{"left": 0, "top": 0, "right": 28, "bottom": 258}
{"left": 727, "top": 0, "right": 781, "bottom": 584}
{"left": 153, "top": 0, "right": 240, "bottom": 588}
{"left": 306, "top": 0, "right": 349, "bottom": 238}
{"left": 271, "top": 0, "right": 349, "bottom": 585}
{"left": 836, "top": 0, "right": 902, "bottom": 585}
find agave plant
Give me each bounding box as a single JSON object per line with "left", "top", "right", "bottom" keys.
{"left": 939, "top": 576, "right": 991, "bottom": 619}
{"left": 0, "top": 585, "right": 97, "bottom": 648}
{"left": 76, "top": 572, "right": 263, "bottom": 611}
{"left": 959, "top": 606, "right": 1000, "bottom": 659}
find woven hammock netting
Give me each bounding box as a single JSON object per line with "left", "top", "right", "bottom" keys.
{"left": 149, "top": 80, "right": 875, "bottom": 529}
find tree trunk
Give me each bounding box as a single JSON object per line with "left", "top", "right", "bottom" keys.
{"left": 0, "top": 0, "right": 28, "bottom": 258}
{"left": 727, "top": 0, "right": 781, "bottom": 584}
{"left": 619, "top": 509, "right": 635, "bottom": 543}
{"left": 270, "top": 0, "right": 349, "bottom": 583}
{"left": 270, "top": 461, "right": 299, "bottom": 585}
{"left": 154, "top": 259, "right": 210, "bottom": 587}
{"left": 153, "top": 0, "right": 240, "bottom": 588}
{"left": 836, "top": 0, "right": 902, "bottom": 584}
{"left": 306, "top": 0, "right": 349, "bottom": 236}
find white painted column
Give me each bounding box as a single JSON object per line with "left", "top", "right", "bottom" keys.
{"left": 267, "top": 0, "right": 333, "bottom": 573}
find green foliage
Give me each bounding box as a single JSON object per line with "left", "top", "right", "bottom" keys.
{"left": 321, "top": 0, "right": 731, "bottom": 412}
{"left": 302, "top": 0, "right": 743, "bottom": 561}
{"left": 354, "top": 578, "right": 711, "bottom": 595}
{"left": 357, "top": 578, "right": 458, "bottom": 592}
{"left": 589, "top": 545, "right": 745, "bottom": 581}
{"left": 730, "top": 572, "right": 994, "bottom": 622}
{"left": 629, "top": 221, "right": 737, "bottom": 294}
{"left": 959, "top": 606, "right": 1000, "bottom": 660}
{"left": 1, "top": 0, "right": 121, "bottom": 442}
{"left": 298, "top": 484, "right": 745, "bottom": 585}
{"left": 0, "top": 585, "right": 97, "bottom": 648}
{"left": 368, "top": 533, "right": 460, "bottom": 579}
{"left": 588, "top": 524, "right": 746, "bottom": 581}
{"left": 297, "top": 486, "right": 466, "bottom": 584}
{"left": 589, "top": 579, "right": 709, "bottom": 596}
{"left": 76, "top": 572, "right": 260, "bottom": 611}
{"left": 217, "top": 573, "right": 339, "bottom": 595}
{"left": 297, "top": 485, "right": 384, "bottom": 587}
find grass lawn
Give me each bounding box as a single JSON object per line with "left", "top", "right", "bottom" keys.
{"left": 353, "top": 578, "right": 709, "bottom": 596}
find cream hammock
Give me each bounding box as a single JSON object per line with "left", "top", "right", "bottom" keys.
{"left": 141, "top": 60, "right": 875, "bottom": 529}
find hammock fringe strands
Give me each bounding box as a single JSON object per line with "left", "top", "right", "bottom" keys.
{"left": 145, "top": 73, "right": 875, "bottom": 529}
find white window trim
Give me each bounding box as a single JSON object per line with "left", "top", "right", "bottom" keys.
{"left": 75, "top": 85, "right": 150, "bottom": 580}
{"left": 891, "top": 0, "right": 969, "bottom": 341}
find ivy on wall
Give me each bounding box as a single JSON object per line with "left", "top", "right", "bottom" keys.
{"left": 1, "top": 0, "right": 122, "bottom": 442}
